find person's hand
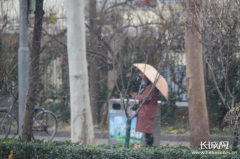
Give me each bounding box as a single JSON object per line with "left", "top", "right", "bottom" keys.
{"left": 130, "top": 92, "right": 137, "bottom": 98}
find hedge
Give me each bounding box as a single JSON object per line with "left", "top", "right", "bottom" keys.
{"left": 0, "top": 138, "right": 239, "bottom": 159}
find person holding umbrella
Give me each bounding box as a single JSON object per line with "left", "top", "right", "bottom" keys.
{"left": 131, "top": 63, "right": 168, "bottom": 146}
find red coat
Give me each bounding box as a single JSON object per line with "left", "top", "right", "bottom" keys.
{"left": 131, "top": 84, "right": 159, "bottom": 134}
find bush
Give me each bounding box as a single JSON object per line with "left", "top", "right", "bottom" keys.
{"left": 0, "top": 139, "right": 239, "bottom": 159}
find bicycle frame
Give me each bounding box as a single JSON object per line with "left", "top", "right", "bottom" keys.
{"left": 0, "top": 110, "right": 9, "bottom": 130}
{"left": 0, "top": 112, "right": 7, "bottom": 130}
{"left": 1, "top": 90, "right": 57, "bottom": 141}
{"left": 0, "top": 95, "right": 16, "bottom": 137}
{"left": 32, "top": 109, "right": 45, "bottom": 132}
{"left": 32, "top": 109, "right": 58, "bottom": 141}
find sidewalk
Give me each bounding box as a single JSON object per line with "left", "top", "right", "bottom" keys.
{"left": 55, "top": 130, "right": 237, "bottom": 146}
{"left": 56, "top": 130, "right": 236, "bottom": 141}
{"left": 1, "top": 130, "right": 237, "bottom": 147}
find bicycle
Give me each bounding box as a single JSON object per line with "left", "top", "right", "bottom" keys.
{"left": 0, "top": 90, "right": 58, "bottom": 141}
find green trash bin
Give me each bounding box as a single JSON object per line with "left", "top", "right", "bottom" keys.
{"left": 108, "top": 99, "right": 161, "bottom": 145}
{"left": 108, "top": 99, "right": 142, "bottom": 145}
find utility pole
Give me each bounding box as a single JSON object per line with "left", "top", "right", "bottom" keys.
{"left": 66, "top": 0, "right": 95, "bottom": 145}
{"left": 18, "top": 0, "right": 30, "bottom": 136}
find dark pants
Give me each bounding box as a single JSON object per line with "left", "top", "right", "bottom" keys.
{"left": 145, "top": 133, "right": 154, "bottom": 146}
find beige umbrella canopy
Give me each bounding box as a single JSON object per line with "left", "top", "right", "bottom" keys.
{"left": 133, "top": 63, "right": 168, "bottom": 100}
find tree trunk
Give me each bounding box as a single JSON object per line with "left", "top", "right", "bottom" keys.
{"left": 124, "top": 119, "right": 132, "bottom": 148}
{"left": 66, "top": 0, "right": 95, "bottom": 145}
{"left": 185, "top": 0, "right": 210, "bottom": 147}
{"left": 21, "top": 0, "right": 44, "bottom": 141}
{"left": 100, "top": 84, "right": 116, "bottom": 125}
{"left": 89, "top": 0, "right": 100, "bottom": 125}
{"left": 205, "top": 63, "right": 212, "bottom": 127}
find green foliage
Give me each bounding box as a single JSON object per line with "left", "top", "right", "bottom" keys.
{"left": 0, "top": 35, "right": 18, "bottom": 91}
{"left": 161, "top": 89, "right": 180, "bottom": 126}
{"left": 207, "top": 58, "right": 240, "bottom": 124}
{"left": 99, "top": 83, "right": 108, "bottom": 109}
{"left": 43, "top": 84, "right": 70, "bottom": 122}
{"left": 159, "top": 65, "right": 186, "bottom": 125}
{"left": 0, "top": 139, "right": 239, "bottom": 159}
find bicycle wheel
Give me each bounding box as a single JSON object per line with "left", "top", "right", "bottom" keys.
{"left": 0, "top": 112, "right": 12, "bottom": 138}
{"left": 32, "top": 111, "right": 58, "bottom": 141}
{"left": 8, "top": 114, "right": 18, "bottom": 139}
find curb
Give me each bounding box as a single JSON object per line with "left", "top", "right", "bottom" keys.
{"left": 55, "top": 130, "right": 109, "bottom": 139}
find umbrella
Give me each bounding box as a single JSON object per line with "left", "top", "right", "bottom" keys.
{"left": 133, "top": 63, "right": 168, "bottom": 100}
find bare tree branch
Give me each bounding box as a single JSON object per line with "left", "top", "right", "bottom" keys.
{"left": 170, "top": 66, "right": 187, "bottom": 92}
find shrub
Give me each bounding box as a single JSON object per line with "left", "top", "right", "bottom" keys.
{"left": 0, "top": 139, "right": 239, "bottom": 159}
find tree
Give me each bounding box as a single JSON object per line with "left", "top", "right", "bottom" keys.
{"left": 185, "top": 0, "right": 210, "bottom": 147}
{"left": 199, "top": 1, "right": 240, "bottom": 150}
{"left": 21, "top": 0, "right": 44, "bottom": 141}
{"left": 89, "top": 0, "right": 101, "bottom": 125}
{"left": 66, "top": 0, "right": 95, "bottom": 145}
